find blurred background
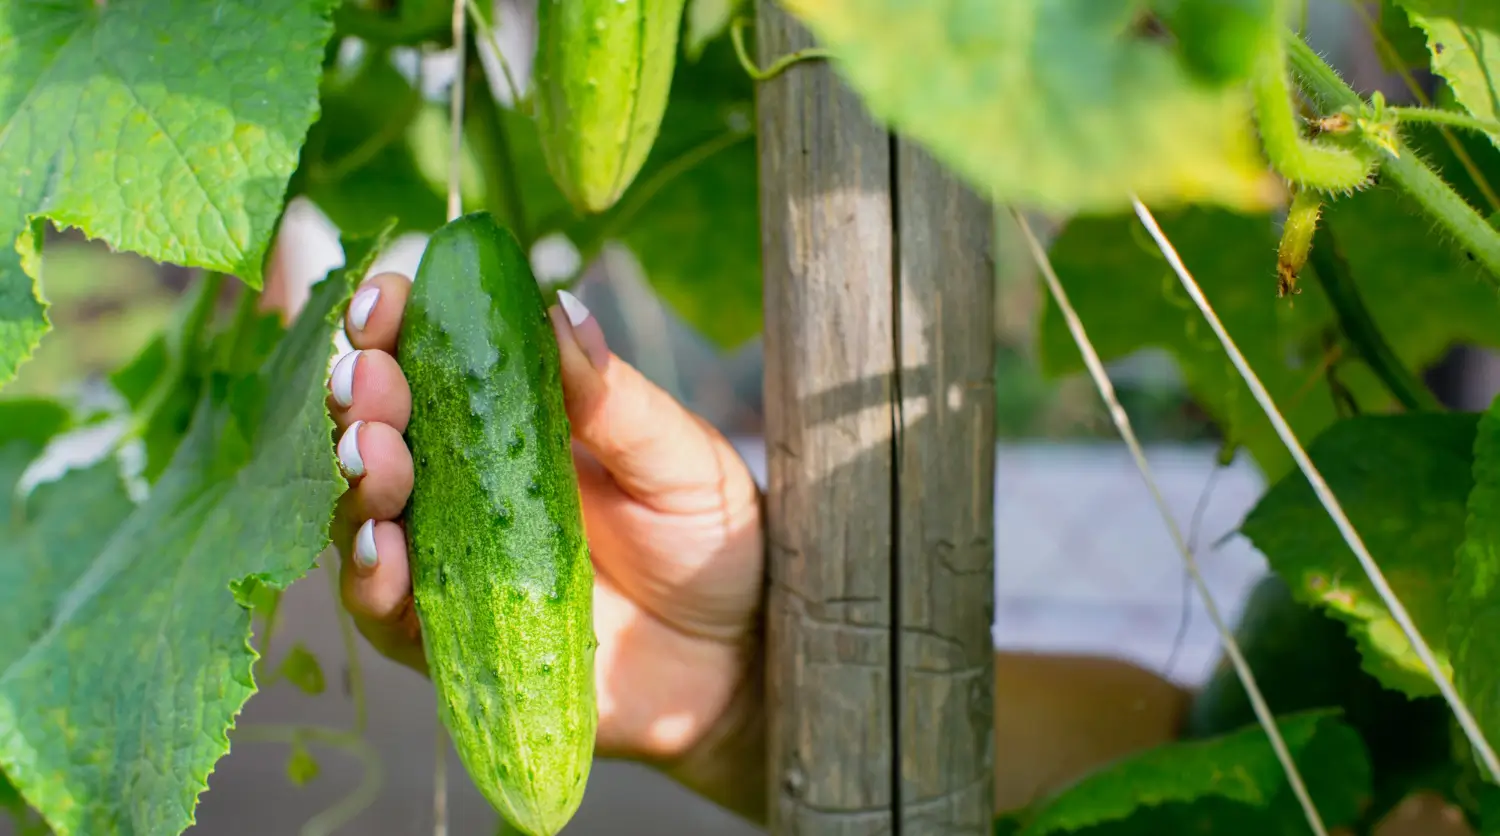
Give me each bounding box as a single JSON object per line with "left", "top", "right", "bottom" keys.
{"left": 6, "top": 0, "right": 1499, "bottom": 834}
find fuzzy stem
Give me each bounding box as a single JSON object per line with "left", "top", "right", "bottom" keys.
{"left": 1252, "top": 25, "right": 1374, "bottom": 191}
{"left": 1391, "top": 105, "right": 1500, "bottom": 138}
{"left": 1286, "top": 31, "right": 1500, "bottom": 283}
{"left": 1307, "top": 221, "right": 1442, "bottom": 411}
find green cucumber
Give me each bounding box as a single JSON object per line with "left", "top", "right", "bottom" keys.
{"left": 398, "top": 211, "right": 597, "bottom": 836}
{"left": 533, "top": 0, "right": 689, "bottom": 215}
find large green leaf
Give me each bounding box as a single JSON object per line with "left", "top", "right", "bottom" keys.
{"left": 1039, "top": 165, "right": 1500, "bottom": 478}
{"left": 775, "top": 0, "right": 1281, "bottom": 215}
{"left": 1008, "top": 710, "right": 1371, "bottom": 835}
{"left": 1394, "top": 1, "right": 1500, "bottom": 149}
{"left": 1452, "top": 394, "right": 1500, "bottom": 771}
{"left": 1240, "top": 414, "right": 1477, "bottom": 698}
{"left": 0, "top": 234, "right": 384, "bottom": 835}
{"left": 0, "top": 0, "right": 340, "bottom": 388}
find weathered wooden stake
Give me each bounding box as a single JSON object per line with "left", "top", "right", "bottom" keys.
{"left": 755, "top": 3, "right": 997, "bottom": 834}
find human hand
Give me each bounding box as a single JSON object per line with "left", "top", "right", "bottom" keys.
{"left": 324, "top": 271, "right": 768, "bottom": 820}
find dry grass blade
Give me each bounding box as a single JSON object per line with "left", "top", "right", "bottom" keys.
{"left": 1011, "top": 206, "right": 1331, "bottom": 836}
{"left": 1128, "top": 195, "right": 1500, "bottom": 779}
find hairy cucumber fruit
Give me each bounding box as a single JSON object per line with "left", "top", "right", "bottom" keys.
{"left": 398, "top": 211, "right": 598, "bottom": 836}
{"left": 534, "top": 0, "right": 690, "bottom": 214}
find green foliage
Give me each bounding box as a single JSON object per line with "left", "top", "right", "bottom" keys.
{"left": 1002, "top": 710, "right": 1372, "bottom": 835}
{"left": 0, "top": 0, "right": 340, "bottom": 387}
{"left": 1240, "top": 414, "right": 1475, "bottom": 697}
{"left": 0, "top": 233, "right": 381, "bottom": 835}
{"left": 1453, "top": 394, "right": 1500, "bottom": 776}
{"left": 775, "top": 0, "right": 1282, "bottom": 214}
{"left": 1395, "top": 0, "right": 1500, "bottom": 150}
{"left": 4, "top": 0, "right": 1500, "bottom": 832}
{"left": 278, "top": 642, "right": 327, "bottom": 696}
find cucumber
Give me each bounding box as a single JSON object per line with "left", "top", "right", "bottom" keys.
{"left": 533, "top": 0, "right": 689, "bottom": 215}
{"left": 397, "top": 211, "right": 597, "bottom": 836}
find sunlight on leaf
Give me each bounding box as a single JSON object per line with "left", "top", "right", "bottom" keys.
{"left": 1240, "top": 414, "right": 1476, "bottom": 697}
{"left": 0, "top": 233, "right": 385, "bottom": 835}
{"left": 775, "top": 0, "right": 1282, "bottom": 215}
{"left": 0, "top": 0, "right": 340, "bottom": 388}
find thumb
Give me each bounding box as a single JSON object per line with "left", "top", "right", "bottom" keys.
{"left": 548, "top": 289, "right": 754, "bottom": 516}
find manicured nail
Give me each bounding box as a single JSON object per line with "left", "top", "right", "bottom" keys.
{"left": 354, "top": 519, "right": 379, "bottom": 569}
{"left": 337, "top": 420, "right": 365, "bottom": 478}
{"left": 557, "top": 289, "right": 590, "bottom": 327}
{"left": 330, "top": 350, "right": 360, "bottom": 408}
{"left": 349, "top": 286, "right": 381, "bottom": 331}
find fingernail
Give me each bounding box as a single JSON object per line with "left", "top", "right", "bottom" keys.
{"left": 337, "top": 420, "right": 365, "bottom": 478}
{"left": 349, "top": 286, "right": 381, "bottom": 331}
{"left": 557, "top": 289, "right": 590, "bottom": 327}
{"left": 330, "top": 350, "right": 360, "bottom": 408}
{"left": 354, "top": 519, "right": 379, "bottom": 570}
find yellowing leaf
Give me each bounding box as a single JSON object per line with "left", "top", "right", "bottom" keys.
{"left": 775, "top": 0, "right": 1281, "bottom": 214}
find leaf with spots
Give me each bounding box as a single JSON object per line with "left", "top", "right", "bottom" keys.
{"left": 1392, "top": 0, "right": 1500, "bottom": 150}
{"left": 0, "top": 0, "right": 340, "bottom": 389}
{"left": 774, "top": 0, "right": 1281, "bottom": 215}
{"left": 1240, "top": 413, "right": 1477, "bottom": 698}
{"left": 1007, "top": 710, "right": 1371, "bottom": 834}
{"left": 0, "top": 232, "right": 386, "bottom": 836}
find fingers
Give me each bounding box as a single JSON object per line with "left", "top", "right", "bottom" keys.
{"left": 328, "top": 348, "right": 412, "bottom": 433}
{"left": 549, "top": 290, "right": 757, "bottom": 516}
{"left": 337, "top": 516, "right": 427, "bottom": 673}
{"left": 344, "top": 272, "right": 411, "bottom": 353}
{"left": 336, "top": 420, "right": 415, "bottom": 520}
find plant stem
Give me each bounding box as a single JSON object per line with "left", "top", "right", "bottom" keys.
{"left": 730, "top": 16, "right": 831, "bottom": 81}
{"left": 1286, "top": 30, "right": 1500, "bottom": 283}
{"left": 234, "top": 723, "right": 384, "bottom": 836}
{"left": 323, "top": 552, "right": 368, "bottom": 734}
{"left": 1391, "top": 106, "right": 1500, "bottom": 137}
{"left": 463, "top": 0, "right": 526, "bottom": 111}
{"left": 1252, "top": 26, "right": 1375, "bottom": 191}
{"left": 1276, "top": 187, "right": 1323, "bottom": 297}
{"left": 464, "top": 40, "right": 530, "bottom": 248}
{"left": 1306, "top": 221, "right": 1442, "bottom": 411}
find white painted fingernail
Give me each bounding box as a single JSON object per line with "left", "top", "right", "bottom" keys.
{"left": 355, "top": 519, "right": 379, "bottom": 569}
{"left": 557, "top": 289, "right": 590, "bottom": 327}
{"left": 330, "top": 350, "right": 360, "bottom": 408}
{"left": 337, "top": 421, "right": 365, "bottom": 478}
{"left": 349, "top": 286, "right": 381, "bottom": 331}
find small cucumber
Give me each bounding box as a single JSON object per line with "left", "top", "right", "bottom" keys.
{"left": 397, "top": 212, "right": 597, "bottom": 836}
{"left": 533, "top": 0, "right": 689, "bottom": 214}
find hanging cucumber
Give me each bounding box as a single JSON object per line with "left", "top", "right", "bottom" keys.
{"left": 398, "top": 211, "right": 598, "bottom": 836}
{"left": 533, "top": 0, "right": 690, "bottom": 214}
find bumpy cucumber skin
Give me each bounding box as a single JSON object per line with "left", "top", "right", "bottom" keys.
{"left": 397, "top": 212, "right": 597, "bottom": 836}
{"left": 534, "top": 0, "right": 689, "bottom": 214}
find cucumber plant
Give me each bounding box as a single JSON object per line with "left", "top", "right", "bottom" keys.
{"left": 4, "top": 0, "right": 1500, "bottom": 835}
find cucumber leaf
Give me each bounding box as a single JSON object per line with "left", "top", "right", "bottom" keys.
{"left": 1393, "top": 0, "right": 1500, "bottom": 150}
{"left": 1452, "top": 393, "right": 1500, "bottom": 773}
{"left": 1038, "top": 129, "right": 1500, "bottom": 480}
{"left": 1008, "top": 710, "right": 1371, "bottom": 835}
{"left": 1240, "top": 413, "right": 1476, "bottom": 698}
{"left": 0, "top": 0, "right": 341, "bottom": 389}
{"left": 774, "top": 0, "right": 1280, "bottom": 215}
{"left": 0, "top": 232, "right": 386, "bottom": 835}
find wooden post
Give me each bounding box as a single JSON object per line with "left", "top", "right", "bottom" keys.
{"left": 756, "top": 3, "right": 997, "bottom": 834}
